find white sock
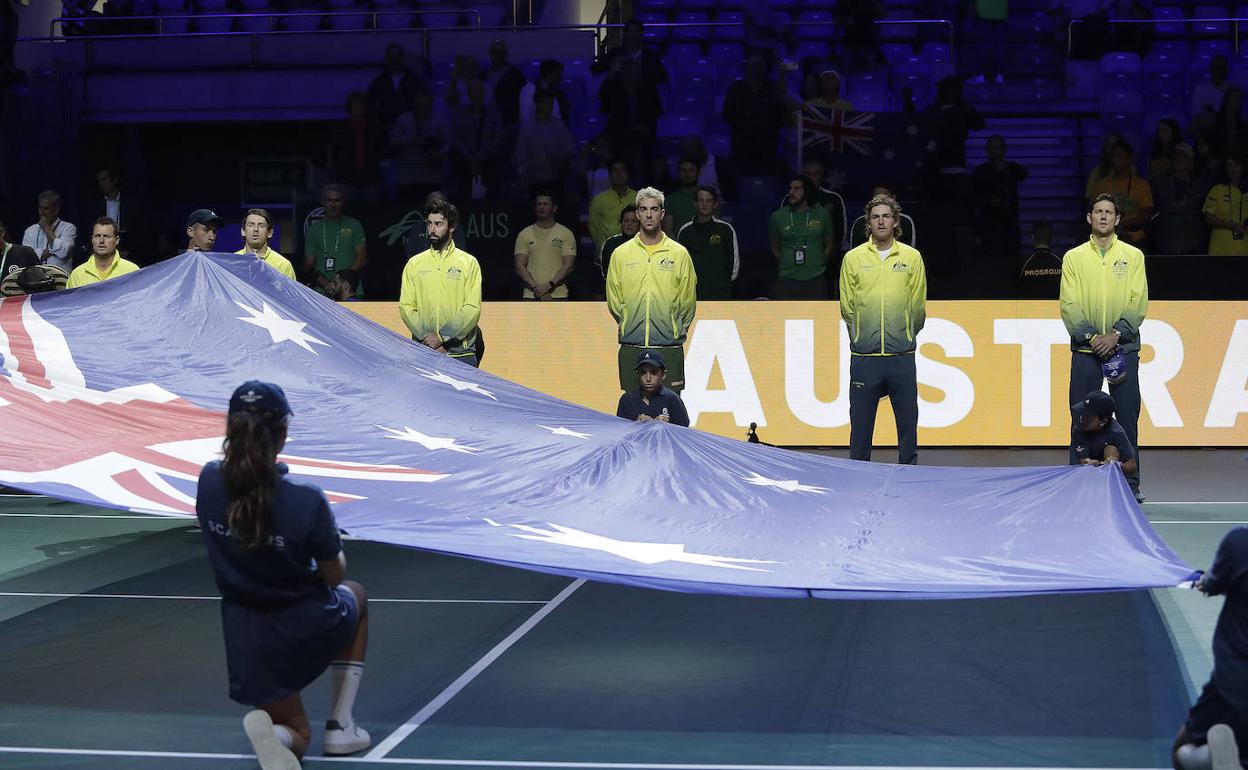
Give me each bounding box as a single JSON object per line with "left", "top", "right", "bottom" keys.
{"left": 272, "top": 724, "right": 293, "bottom": 748}
{"left": 328, "top": 661, "right": 364, "bottom": 728}
{"left": 1177, "top": 742, "right": 1212, "bottom": 770}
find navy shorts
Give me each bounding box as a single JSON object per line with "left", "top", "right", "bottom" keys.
{"left": 222, "top": 585, "right": 359, "bottom": 707}
{"left": 1186, "top": 680, "right": 1248, "bottom": 762}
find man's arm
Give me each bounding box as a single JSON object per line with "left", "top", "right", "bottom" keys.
{"left": 910, "top": 251, "right": 928, "bottom": 335}
{"left": 677, "top": 250, "right": 697, "bottom": 331}
{"left": 49, "top": 222, "right": 77, "bottom": 266}
{"left": 822, "top": 209, "right": 836, "bottom": 260}
{"left": 726, "top": 221, "right": 740, "bottom": 281}
{"left": 769, "top": 212, "right": 781, "bottom": 262}
{"left": 398, "top": 261, "right": 425, "bottom": 337}
{"left": 838, "top": 253, "right": 856, "bottom": 326}
{"left": 351, "top": 240, "right": 367, "bottom": 272}
{"left": 548, "top": 235, "right": 577, "bottom": 292}
{"left": 441, "top": 258, "right": 482, "bottom": 343}
{"left": 514, "top": 250, "right": 543, "bottom": 296}
{"left": 1059, "top": 251, "right": 1097, "bottom": 342}
{"left": 606, "top": 244, "right": 625, "bottom": 322}
{"left": 1113, "top": 249, "right": 1149, "bottom": 344}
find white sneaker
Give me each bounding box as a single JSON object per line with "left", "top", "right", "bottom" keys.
{"left": 324, "top": 720, "right": 371, "bottom": 756}
{"left": 1208, "top": 723, "right": 1240, "bottom": 770}
{"left": 243, "top": 710, "right": 300, "bottom": 770}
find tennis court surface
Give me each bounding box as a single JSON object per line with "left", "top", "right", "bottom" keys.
{"left": 0, "top": 448, "right": 1242, "bottom": 770}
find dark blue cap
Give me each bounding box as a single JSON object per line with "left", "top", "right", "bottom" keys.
{"left": 635, "top": 350, "right": 667, "bottom": 371}
{"left": 228, "top": 380, "right": 292, "bottom": 418}
{"left": 187, "top": 208, "right": 225, "bottom": 228}
{"left": 1101, "top": 347, "right": 1127, "bottom": 385}
{"left": 1072, "top": 390, "right": 1116, "bottom": 420}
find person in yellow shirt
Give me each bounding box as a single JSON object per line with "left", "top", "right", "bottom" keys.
{"left": 514, "top": 191, "right": 577, "bottom": 300}
{"left": 1203, "top": 155, "right": 1248, "bottom": 256}
{"left": 399, "top": 200, "right": 482, "bottom": 367}
{"left": 1091, "top": 140, "right": 1154, "bottom": 248}
{"left": 588, "top": 159, "right": 636, "bottom": 252}
{"left": 66, "top": 217, "right": 140, "bottom": 288}
{"left": 838, "top": 194, "right": 927, "bottom": 465}
{"left": 605, "top": 187, "right": 697, "bottom": 392}
{"left": 1060, "top": 193, "right": 1149, "bottom": 502}
{"left": 235, "top": 209, "right": 296, "bottom": 279}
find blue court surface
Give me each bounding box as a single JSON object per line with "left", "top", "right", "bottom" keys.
{"left": 0, "top": 448, "right": 1242, "bottom": 770}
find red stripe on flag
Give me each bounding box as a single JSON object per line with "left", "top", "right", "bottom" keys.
{"left": 0, "top": 298, "right": 52, "bottom": 389}
{"left": 113, "top": 468, "right": 195, "bottom": 514}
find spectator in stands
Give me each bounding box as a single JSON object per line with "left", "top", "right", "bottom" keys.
{"left": 367, "top": 43, "right": 427, "bottom": 131}
{"left": 186, "top": 208, "right": 223, "bottom": 252}
{"left": 1092, "top": 140, "right": 1153, "bottom": 248}
{"left": 597, "top": 204, "right": 639, "bottom": 282}
{"left": 680, "top": 135, "right": 720, "bottom": 191}
{"left": 519, "top": 60, "right": 569, "bottom": 127}
{"left": 305, "top": 184, "right": 367, "bottom": 297}
{"left": 600, "top": 57, "right": 663, "bottom": 184}
{"left": 1149, "top": 117, "right": 1183, "bottom": 179}
{"left": 583, "top": 134, "right": 615, "bottom": 201}
{"left": 86, "top": 166, "right": 146, "bottom": 263}
{"left": 330, "top": 91, "right": 386, "bottom": 204}
{"left": 723, "top": 52, "right": 788, "bottom": 177}
{"left": 927, "top": 76, "right": 984, "bottom": 274}
{"left": 969, "top": 0, "right": 1008, "bottom": 85}
{"left": 514, "top": 191, "right": 577, "bottom": 301}
{"left": 1192, "top": 55, "right": 1231, "bottom": 140}
{"left": 1214, "top": 87, "right": 1248, "bottom": 162}
{"left": 971, "top": 134, "right": 1029, "bottom": 259}
{"left": 770, "top": 176, "right": 836, "bottom": 299}
{"left": 1085, "top": 131, "right": 1125, "bottom": 202}
{"left": 678, "top": 186, "right": 739, "bottom": 300}
{"left": 593, "top": 19, "right": 668, "bottom": 85}
{"left": 66, "top": 217, "right": 139, "bottom": 288}
{"left": 1203, "top": 155, "right": 1248, "bottom": 257}
{"left": 451, "top": 79, "right": 504, "bottom": 199}
{"left": 806, "top": 69, "right": 854, "bottom": 111}
{"left": 1194, "top": 132, "right": 1222, "bottom": 184}
{"left": 1017, "top": 220, "right": 1063, "bottom": 298}
{"left": 589, "top": 158, "right": 637, "bottom": 252}
{"left": 606, "top": 188, "right": 696, "bottom": 393}
{"left": 799, "top": 157, "right": 848, "bottom": 253}
{"left": 404, "top": 191, "right": 465, "bottom": 258}
{"left": 663, "top": 157, "right": 700, "bottom": 236}
{"left": 848, "top": 182, "right": 917, "bottom": 248}
{"left": 512, "top": 91, "right": 577, "bottom": 200}
{"left": 399, "top": 200, "right": 482, "bottom": 367}
{"left": 236, "top": 208, "right": 296, "bottom": 279}
{"left": 616, "top": 350, "right": 690, "bottom": 426}
{"left": 22, "top": 190, "right": 76, "bottom": 272}
{"left": 445, "top": 54, "right": 487, "bottom": 109}
{"left": 389, "top": 91, "right": 450, "bottom": 202}
{"left": 1152, "top": 144, "right": 1208, "bottom": 256}
{"left": 331, "top": 269, "right": 361, "bottom": 302}
{"left": 485, "top": 40, "right": 526, "bottom": 130}
{"left": 0, "top": 223, "right": 39, "bottom": 279}
{"left": 649, "top": 156, "right": 675, "bottom": 194}
{"left": 835, "top": 0, "right": 883, "bottom": 71}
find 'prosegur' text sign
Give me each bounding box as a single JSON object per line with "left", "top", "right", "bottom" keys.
{"left": 347, "top": 301, "right": 1248, "bottom": 446}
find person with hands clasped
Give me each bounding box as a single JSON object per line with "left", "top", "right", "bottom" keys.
{"left": 1203, "top": 155, "right": 1248, "bottom": 256}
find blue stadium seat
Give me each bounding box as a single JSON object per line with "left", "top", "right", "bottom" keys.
{"left": 659, "top": 113, "right": 705, "bottom": 138}
{"left": 1011, "top": 44, "right": 1059, "bottom": 73}
{"left": 155, "top": 0, "right": 189, "bottom": 33}
{"left": 677, "top": 58, "right": 716, "bottom": 83}
{"left": 805, "top": 0, "right": 837, "bottom": 9}
{"left": 327, "top": 0, "right": 367, "bottom": 31}
{"left": 878, "top": 10, "right": 916, "bottom": 43}
{"left": 796, "top": 11, "right": 835, "bottom": 40}
{"left": 672, "top": 91, "right": 712, "bottom": 118}
{"left": 793, "top": 41, "right": 830, "bottom": 59}
{"left": 881, "top": 43, "right": 913, "bottom": 62}
{"left": 709, "top": 41, "right": 743, "bottom": 63}
{"left": 1006, "top": 11, "right": 1049, "bottom": 40}
{"left": 642, "top": 22, "right": 669, "bottom": 46}
{"left": 894, "top": 70, "right": 931, "bottom": 108}
{"left": 1065, "top": 60, "right": 1100, "bottom": 100}
{"left": 668, "top": 42, "right": 702, "bottom": 63}
{"left": 1154, "top": 5, "right": 1186, "bottom": 38}
{"left": 1102, "top": 52, "right": 1142, "bottom": 76}
{"left": 1194, "top": 38, "right": 1233, "bottom": 58}
{"left": 893, "top": 54, "right": 927, "bottom": 77}
{"left": 637, "top": 11, "right": 667, "bottom": 25}
{"left": 1101, "top": 89, "right": 1144, "bottom": 115}
{"left": 847, "top": 69, "right": 889, "bottom": 111}
{"left": 672, "top": 11, "right": 710, "bottom": 43}
{"left": 1193, "top": 6, "right": 1230, "bottom": 37}
{"left": 636, "top": 0, "right": 676, "bottom": 12}
{"left": 712, "top": 11, "right": 744, "bottom": 41}
{"left": 1144, "top": 49, "right": 1190, "bottom": 77}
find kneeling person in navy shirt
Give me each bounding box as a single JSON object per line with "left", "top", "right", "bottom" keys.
{"left": 616, "top": 350, "right": 690, "bottom": 426}
{"left": 1069, "top": 390, "right": 1138, "bottom": 478}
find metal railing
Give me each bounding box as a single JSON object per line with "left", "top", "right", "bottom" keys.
{"left": 40, "top": 9, "right": 481, "bottom": 40}
{"left": 1068, "top": 17, "right": 1248, "bottom": 56}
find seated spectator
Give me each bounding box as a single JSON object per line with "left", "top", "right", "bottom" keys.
{"left": 389, "top": 91, "right": 451, "bottom": 202}
{"left": 66, "top": 217, "right": 139, "bottom": 288}
{"left": 86, "top": 166, "right": 146, "bottom": 263}
{"left": 1069, "top": 390, "right": 1138, "bottom": 480}
{"left": 1017, "top": 220, "right": 1063, "bottom": 299}
{"left": 404, "top": 191, "right": 466, "bottom": 257}
{"left": 186, "top": 208, "right": 224, "bottom": 252}
{"left": 597, "top": 204, "right": 639, "bottom": 280}
{"left": 367, "top": 43, "right": 428, "bottom": 131}
{"left": 513, "top": 191, "right": 576, "bottom": 300}
{"left": 451, "top": 78, "right": 504, "bottom": 199}
{"left": 1203, "top": 155, "right": 1248, "bottom": 257}
{"left": 680, "top": 135, "right": 720, "bottom": 190}
{"left": 972, "top": 134, "right": 1029, "bottom": 258}
{"left": 663, "top": 157, "right": 700, "bottom": 235}
{"left": 485, "top": 40, "right": 526, "bottom": 130}
{"left": 235, "top": 208, "right": 296, "bottom": 279}
{"left": 330, "top": 91, "right": 386, "bottom": 205}
{"left": 770, "top": 176, "right": 836, "bottom": 299}
{"left": 1192, "top": 55, "right": 1231, "bottom": 141}
{"left": 583, "top": 134, "right": 615, "bottom": 201}
{"left": 1152, "top": 144, "right": 1209, "bottom": 255}
{"left": 847, "top": 183, "right": 917, "bottom": 248}
{"left": 677, "top": 186, "right": 739, "bottom": 300}
{"left": 22, "top": 190, "right": 76, "bottom": 272}
{"left": 519, "top": 60, "right": 569, "bottom": 127}
{"left": 723, "top": 52, "right": 787, "bottom": 178}
{"left": 806, "top": 70, "right": 853, "bottom": 111}
{"left": 1092, "top": 140, "right": 1153, "bottom": 247}
{"left": 305, "top": 184, "right": 367, "bottom": 297}
{"left": 330, "top": 269, "right": 361, "bottom": 302}
{"left": 616, "top": 350, "right": 690, "bottom": 426}
{"left": 512, "top": 91, "right": 576, "bottom": 200}
{"left": 1086, "top": 132, "right": 1125, "bottom": 202}
{"left": 589, "top": 159, "right": 636, "bottom": 252}
{"left": 0, "top": 240, "right": 39, "bottom": 281}
{"left": 593, "top": 19, "right": 669, "bottom": 84}
{"left": 1214, "top": 87, "right": 1248, "bottom": 161}
{"left": 1149, "top": 118, "right": 1183, "bottom": 180}
{"left": 600, "top": 58, "right": 663, "bottom": 183}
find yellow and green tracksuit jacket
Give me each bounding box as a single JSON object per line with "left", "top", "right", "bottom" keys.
{"left": 1059, "top": 235, "right": 1148, "bottom": 354}
{"left": 606, "top": 234, "right": 697, "bottom": 347}
{"left": 838, "top": 239, "right": 927, "bottom": 355}
{"left": 398, "top": 244, "right": 481, "bottom": 358}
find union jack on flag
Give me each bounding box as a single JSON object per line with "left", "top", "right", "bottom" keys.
{"left": 800, "top": 107, "right": 875, "bottom": 155}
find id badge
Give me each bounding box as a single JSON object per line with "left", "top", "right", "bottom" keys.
{"left": 325, "top": 257, "right": 336, "bottom": 271}
{"left": 794, "top": 247, "right": 806, "bottom": 265}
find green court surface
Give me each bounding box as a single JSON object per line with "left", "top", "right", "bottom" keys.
{"left": 0, "top": 459, "right": 1242, "bottom": 770}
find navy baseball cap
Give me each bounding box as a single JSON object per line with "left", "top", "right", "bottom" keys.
{"left": 187, "top": 208, "right": 225, "bottom": 228}
{"left": 228, "top": 380, "right": 292, "bottom": 418}
{"left": 635, "top": 350, "right": 667, "bottom": 370}
{"left": 1072, "top": 390, "right": 1116, "bottom": 420}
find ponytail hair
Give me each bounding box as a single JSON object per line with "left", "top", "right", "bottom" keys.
{"left": 221, "top": 411, "right": 285, "bottom": 549}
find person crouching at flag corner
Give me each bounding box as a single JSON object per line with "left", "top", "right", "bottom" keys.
{"left": 1068, "top": 390, "right": 1138, "bottom": 480}
{"left": 196, "top": 381, "right": 370, "bottom": 769}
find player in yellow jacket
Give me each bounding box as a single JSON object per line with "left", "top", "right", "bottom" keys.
{"left": 606, "top": 187, "right": 697, "bottom": 392}
{"left": 399, "top": 200, "right": 482, "bottom": 367}
{"left": 839, "top": 194, "right": 927, "bottom": 464}
{"left": 1061, "top": 192, "right": 1148, "bottom": 501}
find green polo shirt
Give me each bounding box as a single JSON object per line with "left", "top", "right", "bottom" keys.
{"left": 306, "top": 215, "right": 366, "bottom": 295}
{"left": 664, "top": 188, "right": 696, "bottom": 234}
{"left": 769, "top": 204, "right": 834, "bottom": 281}
{"left": 677, "top": 218, "right": 739, "bottom": 300}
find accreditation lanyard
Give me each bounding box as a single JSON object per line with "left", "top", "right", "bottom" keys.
{"left": 789, "top": 209, "right": 811, "bottom": 248}
{"left": 322, "top": 220, "right": 342, "bottom": 272}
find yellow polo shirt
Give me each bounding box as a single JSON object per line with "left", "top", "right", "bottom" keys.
{"left": 66, "top": 253, "right": 140, "bottom": 288}
{"left": 235, "top": 246, "right": 297, "bottom": 279}
{"left": 515, "top": 222, "right": 576, "bottom": 299}
{"left": 589, "top": 187, "right": 637, "bottom": 250}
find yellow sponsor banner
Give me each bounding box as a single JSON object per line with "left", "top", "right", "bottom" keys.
{"left": 348, "top": 301, "right": 1248, "bottom": 446}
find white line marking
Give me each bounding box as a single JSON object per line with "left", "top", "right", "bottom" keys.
{"left": 1142, "top": 502, "right": 1248, "bottom": 505}
{"left": 1151, "top": 521, "right": 1248, "bottom": 525}
{"left": 366, "top": 578, "right": 588, "bottom": 760}
{"left": 0, "top": 747, "right": 1171, "bottom": 769}
{"left": 0, "top": 591, "right": 546, "bottom": 605}
{"left": 0, "top": 513, "right": 183, "bottom": 519}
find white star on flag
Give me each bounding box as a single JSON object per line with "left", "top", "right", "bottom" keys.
{"left": 925, "top": 139, "right": 938, "bottom": 152}
{"left": 538, "top": 425, "right": 591, "bottom": 439}
{"left": 741, "top": 472, "right": 827, "bottom": 494}
{"left": 883, "top": 148, "right": 896, "bottom": 161}
{"left": 416, "top": 369, "right": 497, "bottom": 401}
{"left": 378, "top": 425, "right": 479, "bottom": 454}
{"left": 508, "top": 522, "right": 779, "bottom": 571}
{"left": 235, "top": 301, "right": 328, "bottom": 354}
{"left": 825, "top": 168, "right": 847, "bottom": 191}
{"left": 906, "top": 123, "right": 919, "bottom": 136}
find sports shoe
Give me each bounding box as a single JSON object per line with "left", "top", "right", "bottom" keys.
{"left": 243, "top": 710, "right": 300, "bottom": 770}
{"left": 1132, "top": 486, "right": 1146, "bottom": 504}
{"left": 324, "top": 719, "right": 371, "bottom": 756}
{"left": 1208, "top": 723, "right": 1240, "bottom": 770}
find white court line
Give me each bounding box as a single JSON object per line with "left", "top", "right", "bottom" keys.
{"left": 1151, "top": 521, "right": 1248, "bottom": 525}
{"left": 366, "top": 578, "right": 588, "bottom": 760}
{"left": 1142, "top": 502, "right": 1248, "bottom": 505}
{"left": 0, "top": 748, "right": 1166, "bottom": 769}
{"left": 0, "top": 591, "right": 546, "bottom": 605}
{"left": 0, "top": 513, "right": 181, "bottom": 519}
